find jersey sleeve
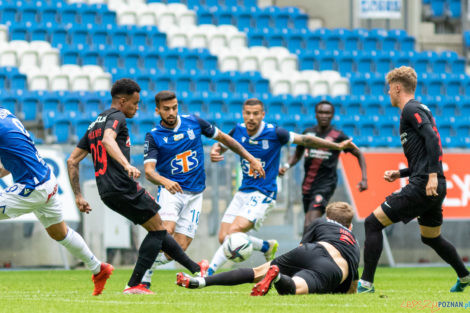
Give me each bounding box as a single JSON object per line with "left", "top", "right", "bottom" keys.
{"left": 77, "top": 132, "right": 90, "bottom": 152}
{"left": 194, "top": 115, "right": 218, "bottom": 139}
{"left": 104, "top": 111, "right": 127, "bottom": 133}
{"left": 275, "top": 127, "right": 295, "bottom": 146}
{"left": 143, "top": 133, "right": 158, "bottom": 164}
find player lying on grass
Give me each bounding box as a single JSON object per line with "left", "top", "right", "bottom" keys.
{"left": 177, "top": 202, "right": 359, "bottom": 295}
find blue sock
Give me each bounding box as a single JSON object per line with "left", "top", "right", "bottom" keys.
{"left": 260, "top": 241, "right": 269, "bottom": 253}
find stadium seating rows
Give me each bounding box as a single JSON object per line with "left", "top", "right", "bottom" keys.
{"left": 423, "top": 0, "right": 461, "bottom": 19}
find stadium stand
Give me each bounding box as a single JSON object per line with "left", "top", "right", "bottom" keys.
{"left": 0, "top": 0, "right": 467, "bottom": 148}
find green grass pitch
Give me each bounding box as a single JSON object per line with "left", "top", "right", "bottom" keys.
{"left": 0, "top": 267, "right": 468, "bottom": 313}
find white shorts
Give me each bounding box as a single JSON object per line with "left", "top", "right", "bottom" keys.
{"left": 221, "top": 190, "right": 275, "bottom": 230}
{"left": 157, "top": 187, "right": 203, "bottom": 239}
{"left": 0, "top": 174, "right": 63, "bottom": 228}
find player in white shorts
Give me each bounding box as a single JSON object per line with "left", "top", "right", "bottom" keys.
{"left": 0, "top": 107, "right": 113, "bottom": 295}
{"left": 141, "top": 91, "right": 264, "bottom": 288}
{"left": 207, "top": 98, "right": 357, "bottom": 275}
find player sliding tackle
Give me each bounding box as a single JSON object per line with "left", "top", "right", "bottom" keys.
{"left": 206, "top": 98, "right": 358, "bottom": 275}
{"left": 177, "top": 202, "right": 359, "bottom": 296}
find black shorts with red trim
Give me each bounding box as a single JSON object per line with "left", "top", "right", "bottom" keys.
{"left": 302, "top": 188, "right": 335, "bottom": 214}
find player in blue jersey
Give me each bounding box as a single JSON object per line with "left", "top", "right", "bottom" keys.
{"left": 140, "top": 90, "right": 265, "bottom": 288}
{"left": 207, "top": 98, "right": 357, "bottom": 274}
{"left": 0, "top": 108, "right": 113, "bottom": 295}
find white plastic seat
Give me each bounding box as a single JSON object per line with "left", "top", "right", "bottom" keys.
{"left": 177, "top": 11, "right": 196, "bottom": 27}
{"left": 227, "top": 32, "right": 246, "bottom": 49}
{"left": 40, "top": 49, "right": 60, "bottom": 69}
{"left": 117, "top": 9, "right": 138, "bottom": 25}
{"left": 0, "top": 49, "right": 18, "bottom": 67}
{"left": 107, "top": 0, "right": 127, "bottom": 11}
{"left": 239, "top": 51, "right": 259, "bottom": 72}
{"left": 320, "top": 70, "right": 341, "bottom": 85}
{"left": 208, "top": 30, "right": 228, "bottom": 52}
{"left": 19, "top": 49, "right": 39, "bottom": 68}
{"left": 299, "top": 70, "right": 320, "bottom": 83}
{"left": 9, "top": 40, "right": 30, "bottom": 52}
{"left": 218, "top": 50, "right": 240, "bottom": 72}
{"left": 156, "top": 9, "right": 177, "bottom": 29}
{"left": 87, "top": 0, "right": 106, "bottom": 4}
{"left": 167, "top": 28, "right": 188, "bottom": 47}
{"left": 71, "top": 74, "right": 91, "bottom": 91}
{"left": 270, "top": 74, "right": 292, "bottom": 95}
{"left": 29, "top": 41, "right": 52, "bottom": 52}
{"left": 92, "top": 73, "right": 112, "bottom": 91}
{"left": 188, "top": 27, "right": 208, "bottom": 48}
{"left": 61, "top": 64, "right": 82, "bottom": 77}
{"left": 330, "top": 77, "right": 350, "bottom": 96}
{"left": 50, "top": 73, "right": 70, "bottom": 91}
{"left": 138, "top": 10, "right": 157, "bottom": 26}
{"left": 279, "top": 55, "right": 298, "bottom": 73}
{"left": 260, "top": 56, "right": 279, "bottom": 76}
{"left": 147, "top": 3, "right": 167, "bottom": 15}
{"left": 167, "top": 3, "right": 188, "bottom": 13}
{"left": 81, "top": 65, "right": 104, "bottom": 76}
{"left": 291, "top": 74, "right": 311, "bottom": 96}
{"left": 28, "top": 73, "right": 49, "bottom": 90}
{"left": 311, "top": 79, "right": 330, "bottom": 96}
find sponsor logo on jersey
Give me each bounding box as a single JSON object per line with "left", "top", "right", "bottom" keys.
{"left": 400, "top": 132, "right": 407, "bottom": 145}
{"left": 126, "top": 136, "right": 131, "bottom": 147}
{"left": 306, "top": 149, "right": 332, "bottom": 159}
{"left": 171, "top": 150, "right": 199, "bottom": 174}
{"left": 420, "top": 104, "right": 431, "bottom": 111}
{"left": 315, "top": 194, "right": 323, "bottom": 203}
{"left": 248, "top": 139, "right": 258, "bottom": 145}
{"left": 144, "top": 141, "right": 149, "bottom": 157}
{"left": 241, "top": 158, "right": 265, "bottom": 177}
{"left": 262, "top": 140, "right": 269, "bottom": 149}
{"left": 174, "top": 133, "right": 184, "bottom": 141}
{"left": 187, "top": 129, "right": 195, "bottom": 140}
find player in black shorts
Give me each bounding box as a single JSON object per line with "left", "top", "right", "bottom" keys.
{"left": 67, "top": 79, "right": 209, "bottom": 294}
{"left": 358, "top": 66, "right": 470, "bottom": 293}
{"left": 279, "top": 100, "right": 367, "bottom": 234}
{"left": 175, "top": 202, "right": 360, "bottom": 296}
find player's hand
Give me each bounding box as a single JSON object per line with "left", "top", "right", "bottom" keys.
{"left": 426, "top": 173, "right": 438, "bottom": 197}
{"left": 384, "top": 170, "right": 400, "bottom": 182}
{"left": 125, "top": 164, "right": 141, "bottom": 179}
{"left": 210, "top": 145, "right": 224, "bottom": 162}
{"left": 249, "top": 159, "right": 265, "bottom": 179}
{"left": 278, "top": 167, "right": 288, "bottom": 177}
{"left": 338, "top": 139, "right": 358, "bottom": 151}
{"left": 357, "top": 179, "right": 368, "bottom": 192}
{"left": 75, "top": 195, "right": 91, "bottom": 214}
{"left": 164, "top": 179, "right": 183, "bottom": 194}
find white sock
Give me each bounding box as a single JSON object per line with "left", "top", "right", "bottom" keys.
{"left": 195, "top": 277, "right": 206, "bottom": 288}
{"left": 359, "top": 279, "right": 373, "bottom": 288}
{"left": 248, "top": 235, "right": 264, "bottom": 251}
{"left": 154, "top": 252, "right": 170, "bottom": 266}
{"left": 141, "top": 269, "right": 153, "bottom": 285}
{"left": 58, "top": 228, "right": 101, "bottom": 274}
{"left": 209, "top": 244, "right": 228, "bottom": 272}
{"left": 460, "top": 274, "right": 470, "bottom": 283}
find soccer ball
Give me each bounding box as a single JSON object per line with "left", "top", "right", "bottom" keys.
{"left": 223, "top": 232, "right": 253, "bottom": 263}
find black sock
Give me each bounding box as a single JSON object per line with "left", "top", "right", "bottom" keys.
{"left": 161, "top": 234, "right": 200, "bottom": 273}
{"left": 205, "top": 268, "right": 255, "bottom": 286}
{"left": 128, "top": 230, "right": 166, "bottom": 287}
{"left": 361, "top": 214, "right": 385, "bottom": 283}
{"left": 421, "top": 235, "right": 470, "bottom": 278}
{"left": 274, "top": 274, "right": 296, "bottom": 295}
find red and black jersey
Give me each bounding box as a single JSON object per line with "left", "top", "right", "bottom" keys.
{"left": 301, "top": 218, "right": 360, "bottom": 293}
{"left": 399, "top": 100, "right": 444, "bottom": 180}
{"left": 77, "top": 108, "right": 142, "bottom": 198}
{"left": 298, "top": 126, "right": 352, "bottom": 195}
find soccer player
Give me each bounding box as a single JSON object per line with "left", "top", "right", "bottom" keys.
{"left": 140, "top": 91, "right": 265, "bottom": 287}
{"left": 357, "top": 66, "right": 470, "bottom": 293}
{"left": 0, "top": 107, "right": 113, "bottom": 296}
{"left": 176, "top": 202, "right": 359, "bottom": 296}
{"left": 279, "top": 100, "right": 368, "bottom": 234}
{"left": 67, "top": 79, "right": 212, "bottom": 294}
{"left": 207, "top": 98, "right": 358, "bottom": 275}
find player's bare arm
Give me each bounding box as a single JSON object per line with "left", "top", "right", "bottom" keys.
{"left": 350, "top": 148, "right": 368, "bottom": 192}
{"left": 210, "top": 142, "right": 228, "bottom": 162}
{"left": 144, "top": 162, "right": 183, "bottom": 194}
{"left": 67, "top": 147, "right": 92, "bottom": 214}
{"left": 384, "top": 170, "right": 400, "bottom": 182}
{"left": 0, "top": 165, "right": 10, "bottom": 178}
{"left": 293, "top": 133, "right": 357, "bottom": 151}
{"left": 215, "top": 131, "right": 266, "bottom": 178}
{"left": 102, "top": 128, "right": 140, "bottom": 179}
{"left": 279, "top": 145, "right": 304, "bottom": 177}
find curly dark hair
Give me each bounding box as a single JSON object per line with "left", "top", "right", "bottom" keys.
{"left": 111, "top": 78, "right": 141, "bottom": 98}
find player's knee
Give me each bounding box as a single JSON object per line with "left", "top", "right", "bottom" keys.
{"left": 421, "top": 235, "right": 441, "bottom": 247}
{"left": 364, "top": 214, "right": 385, "bottom": 233}
{"left": 218, "top": 231, "right": 227, "bottom": 244}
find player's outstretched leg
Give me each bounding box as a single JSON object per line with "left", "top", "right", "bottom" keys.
{"left": 92, "top": 263, "right": 114, "bottom": 296}
{"left": 248, "top": 236, "right": 278, "bottom": 261}
{"left": 176, "top": 268, "right": 255, "bottom": 289}
{"left": 251, "top": 265, "right": 280, "bottom": 296}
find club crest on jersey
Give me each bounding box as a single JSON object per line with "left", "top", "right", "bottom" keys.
{"left": 126, "top": 136, "right": 131, "bottom": 147}
{"left": 171, "top": 150, "right": 199, "bottom": 174}
{"left": 262, "top": 140, "right": 269, "bottom": 149}
{"left": 242, "top": 137, "right": 246, "bottom": 143}
{"left": 163, "top": 137, "right": 168, "bottom": 143}
{"left": 174, "top": 133, "right": 184, "bottom": 141}
{"left": 187, "top": 129, "right": 195, "bottom": 140}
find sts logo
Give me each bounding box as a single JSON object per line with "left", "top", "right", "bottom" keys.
{"left": 171, "top": 150, "right": 199, "bottom": 174}
{"left": 241, "top": 158, "right": 265, "bottom": 177}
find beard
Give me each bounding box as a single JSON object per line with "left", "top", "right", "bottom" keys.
{"left": 162, "top": 115, "right": 177, "bottom": 126}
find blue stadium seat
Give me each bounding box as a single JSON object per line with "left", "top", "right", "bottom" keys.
{"left": 11, "top": 73, "right": 26, "bottom": 90}
{"left": 201, "top": 54, "right": 217, "bottom": 70}
{"left": 350, "top": 76, "right": 368, "bottom": 95}
{"left": 62, "top": 48, "right": 81, "bottom": 65}
{"left": 292, "top": 12, "right": 308, "bottom": 29}
{"left": 155, "top": 75, "right": 172, "bottom": 91}
{"left": 181, "top": 50, "right": 200, "bottom": 70}
{"left": 143, "top": 51, "right": 160, "bottom": 70}
{"left": 70, "top": 28, "right": 89, "bottom": 46}
{"left": 162, "top": 50, "right": 180, "bottom": 70}
{"left": 451, "top": 58, "right": 466, "bottom": 74}
{"left": 21, "top": 95, "right": 38, "bottom": 121}
{"left": 412, "top": 51, "right": 434, "bottom": 73}
{"left": 10, "top": 25, "right": 28, "bottom": 41}
{"left": 83, "top": 94, "right": 102, "bottom": 116}
{"left": 207, "top": 96, "right": 226, "bottom": 113}
{"left": 274, "top": 10, "right": 289, "bottom": 29}
{"left": 266, "top": 97, "right": 285, "bottom": 115}
{"left": 83, "top": 50, "right": 100, "bottom": 66}
{"left": 137, "top": 74, "right": 152, "bottom": 91}
{"left": 216, "top": 9, "right": 234, "bottom": 25}
{"left": 123, "top": 51, "right": 141, "bottom": 69}
{"left": 393, "top": 51, "right": 413, "bottom": 67}
{"left": 337, "top": 53, "right": 354, "bottom": 75}
{"left": 53, "top": 119, "right": 72, "bottom": 143}
{"left": 50, "top": 28, "right": 67, "bottom": 48}
{"left": 399, "top": 36, "right": 415, "bottom": 51}
{"left": 111, "top": 26, "right": 129, "bottom": 47}
{"left": 175, "top": 74, "right": 193, "bottom": 92}
{"left": 186, "top": 96, "right": 205, "bottom": 116}
{"left": 103, "top": 50, "right": 120, "bottom": 70}
{"left": 80, "top": 6, "right": 98, "bottom": 25}
{"left": 370, "top": 76, "right": 386, "bottom": 96}
{"left": 42, "top": 93, "right": 61, "bottom": 112}
{"left": 305, "top": 32, "right": 322, "bottom": 50}
{"left": 42, "top": 7, "right": 58, "bottom": 25}
{"left": 149, "top": 29, "right": 166, "bottom": 47}
{"left": 324, "top": 32, "right": 342, "bottom": 50}
{"left": 286, "top": 31, "right": 303, "bottom": 52}
{"left": 59, "top": 7, "right": 79, "bottom": 26}
{"left": 248, "top": 31, "right": 265, "bottom": 46}
{"left": 214, "top": 74, "right": 233, "bottom": 93}
{"left": 363, "top": 33, "right": 380, "bottom": 51}
{"left": 75, "top": 118, "right": 93, "bottom": 138}
{"left": 426, "top": 77, "right": 444, "bottom": 96}
{"left": 198, "top": 10, "right": 214, "bottom": 24}
{"left": 102, "top": 9, "right": 117, "bottom": 26}
{"left": 446, "top": 77, "right": 463, "bottom": 96}
{"left": 254, "top": 10, "right": 271, "bottom": 29}
{"left": 31, "top": 26, "right": 48, "bottom": 41}
{"left": 0, "top": 95, "right": 16, "bottom": 114}
{"left": 90, "top": 28, "right": 108, "bottom": 48}
{"left": 376, "top": 52, "right": 393, "bottom": 74}
{"left": 430, "top": 0, "right": 446, "bottom": 18}
{"left": 254, "top": 77, "right": 269, "bottom": 94}
{"left": 448, "top": 0, "right": 461, "bottom": 18}
{"left": 1, "top": 5, "right": 17, "bottom": 25}
{"left": 357, "top": 53, "right": 374, "bottom": 73}
{"left": 344, "top": 33, "right": 360, "bottom": 50}
{"left": 441, "top": 100, "right": 458, "bottom": 117}
{"left": 234, "top": 9, "right": 253, "bottom": 30}
{"left": 129, "top": 27, "right": 151, "bottom": 47}
{"left": 318, "top": 51, "right": 335, "bottom": 71}
{"left": 267, "top": 32, "right": 284, "bottom": 48}
{"left": 194, "top": 75, "right": 212, "bottom": 92}
{"left": 20, "top": 7, "right": 38, "bottom": 24}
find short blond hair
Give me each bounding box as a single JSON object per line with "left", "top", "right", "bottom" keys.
{"left": 386, "top": 66, "right": 417, "bottom": 94}
{"left": 325, "top": 202, "right": 354, "bottom": 228}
